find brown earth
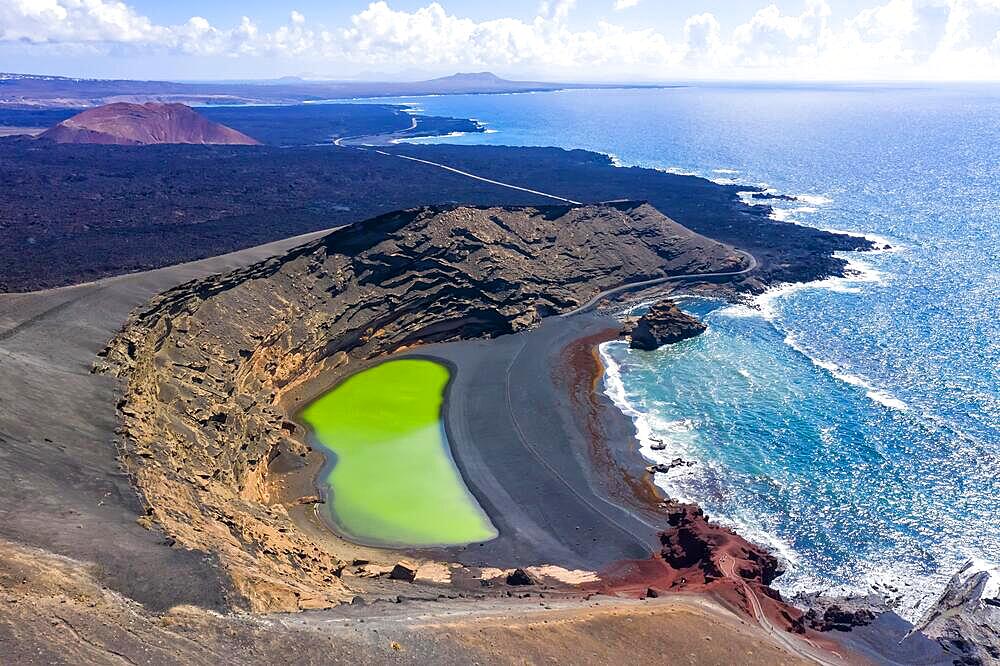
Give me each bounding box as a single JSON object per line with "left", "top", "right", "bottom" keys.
{"left": 39, "top": 102, "right": 260, "bottom": 146}
{"left": 0, "top": 536, "right": 813, "bottom": 665}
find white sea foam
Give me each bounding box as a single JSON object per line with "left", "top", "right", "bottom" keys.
{"left": 659, "top": 166, "right": 699, "bottom": 177}
{"left": 598, "top": 340, "right": 803, "bottom": 572}
{"left": 722, "top": 255, "right": 909, "bottom": 411}
{"left": 818, "top": 226, "right": 899, "bottom": 252}
{"left": 785, "top": 332, "right": 909, "bottom": 411}
{"left": 605, "top": 152, "right": 625, "bottom": 167}
{"left": 394, "top": 130, "right": 468, "bottom": 144}
{"left": 796, "top": 193, "right": 833, "bottom": 205}
{"left": 599, "top": 341, "right": 699, "bottom": 505}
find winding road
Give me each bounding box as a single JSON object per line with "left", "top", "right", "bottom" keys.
{"left": 335, "top": 124, "right": 583, "bottom": 204}
{"left": 560, "top": 248, "right": 758, "bottom": 317}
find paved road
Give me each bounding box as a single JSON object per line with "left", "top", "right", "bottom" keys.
{"left": 561, "top": 248, "right": 758, "bottom": 317}
{"left": 332, "top": 129, "right": 582, "bottom": 204}
{"left": 370, "top": 149, "right": 584, "bottom": 205}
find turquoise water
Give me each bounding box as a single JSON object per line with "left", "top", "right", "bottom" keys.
{"left": 359, "top": 85, "right": 1000, "bottom": 618}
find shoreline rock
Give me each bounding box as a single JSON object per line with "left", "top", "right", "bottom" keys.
{"left": 751, "top": 192, "right": 798, "bottom": 202}
{"left": 915, "top": 559, "right": 1000, "bottom": 665}
{"left": 626, "top": 299, "right": 707, "bottom": 351}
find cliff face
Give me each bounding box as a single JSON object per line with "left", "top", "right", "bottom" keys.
{"left": 916, "top": 559, "right": 1000, "bottom": 665}
{"left": 39, "top": 102, "right": 260, "bottom": 145}
{"left": 97, "top": 202, "right": 742, "bottom": 612}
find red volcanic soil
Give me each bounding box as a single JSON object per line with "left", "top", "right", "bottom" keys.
{"left": 39, "top": 102, "right": 260, "bottom": 146}
{"left": 585, "top": 501, "right": 810, "bottom": 635}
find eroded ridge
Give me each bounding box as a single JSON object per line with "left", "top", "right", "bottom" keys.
{"left": 97, "top": 202, "right": 742, "bottom": 612}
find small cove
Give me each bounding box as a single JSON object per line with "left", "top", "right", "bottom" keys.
{"left": 301, "top": 358, "right": 497, "bottom": 548}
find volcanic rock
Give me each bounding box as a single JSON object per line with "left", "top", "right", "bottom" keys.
{"left": 803, "top": 603, "right": 877, "bottom": 632}
{"left": 39, "top": 102, "right": 260, "bottom": 146}
{"left": 647, "top": 458, "right": 694, "bottom": 474}
{"left": 751, "top": 192, "right": 797, "bottom": 202}
{"left": 659, "top": 501, "right": 781, "bottom": 587}
{"left": 506, "top": 569, "right": 536, "bottom": 586}
{"left": 627, "top": 299, "right": 706, "bottom": 351}
{"left": 97, "top": 202, "right": 739, "bottom": 612}
{"left": 389, "top": 563, "right": 417, "bottom": 583}
{"left": 915, "top": 559, "right": 1000, "bottom": 665}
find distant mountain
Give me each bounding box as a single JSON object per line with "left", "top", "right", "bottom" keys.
{"left": 421, "top": 72, "right": 546, "bottom": 93}
{"left": 39, "top": 102, "right": 260, "bottom": 145}
{"left": 428, "top": 72, "right": 511, "bottom": 85}
{"left": 0, "top": 71, "right": 665, "bottom": 109}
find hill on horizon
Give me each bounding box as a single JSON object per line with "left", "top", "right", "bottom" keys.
{"left": 39, "top": 102, "right": 260, "bottom": 146}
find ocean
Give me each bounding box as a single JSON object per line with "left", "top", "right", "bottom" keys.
{"left": 358, "top": 84, "right": 1000, "bottom": 619}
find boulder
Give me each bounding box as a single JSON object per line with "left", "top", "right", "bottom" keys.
{"left": 915, "top": 559, "right": 1000, "bottom": 665}
{"left": 804, "top": 604, "right": 877, "bottom": 632}
{"left": 506, "top": 568, "right": 536, "bottom": 586}
{"left": 627, "top": 299, "right": 706, "bottom": 351}
{"left": 389, "top": 562, "right": 417, "bottom": 582}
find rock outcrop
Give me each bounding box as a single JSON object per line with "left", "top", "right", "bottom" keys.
{"left": 587, "top": 498, "right": 806, "bottom": 633}
{"left": 915, "top": 559, "right": 1000, "bottom": 665}
{"left": 750, "top": 192, "right": 797, "bottom": 202}
{"left": 801, "top": 598, "right": 878, "bottom": 632}
{"left": 97, "top": 202, "right": 742, "bottom": 612}
{"left": 627, "top": 299, "right": 706, "bottom": 351}
{"left": 658, "top": 501, "right": 782, "bottom": 588}
{"left": 39, "top": 102, "right": 260, "bottom": 145}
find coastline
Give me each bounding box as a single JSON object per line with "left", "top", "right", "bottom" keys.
{"left": 284, "top": 301, "right": 867, "bottom": 663}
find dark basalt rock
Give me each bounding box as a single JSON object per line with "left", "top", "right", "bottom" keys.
{"left": 804, "top": 604, "right": 877, "bottom": 632}
{"left": 506, "top": 568, "right": 536, "bottom": 586}
{"left": 627, "top": 299, "right": 707, "bottom": 351}
{"left": 389, "top": 562, "right": 417, "bottom": 582}
{"left": 751, "top": 192, "right": 797, "bottom": 201}
{"left": 915, "top": 560, "right": 1000, "bottom": 665}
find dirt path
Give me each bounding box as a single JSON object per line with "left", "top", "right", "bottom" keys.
{"left": 719, "top": 555, "right": 845, "bottom": 665}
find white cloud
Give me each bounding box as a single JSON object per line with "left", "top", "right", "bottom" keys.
{"left": 0, "top": 0, "right": 998, "bottom": 80}
{"left": 683, "top": 12, "right": 726, "bottom": 64}
{"left": 539, "top": 0, "right": 576, "bottom": 22}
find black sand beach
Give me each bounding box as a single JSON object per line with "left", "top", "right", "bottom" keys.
{"left": 410, "top": 314, "right": 658, "bottom": 569}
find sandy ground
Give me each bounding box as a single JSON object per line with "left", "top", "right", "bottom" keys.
{"left": 0, "top": 535, "right": 813, "bottom": 665}
{"left": 394, "top": 316, "right": 660, "bottom": 570}
{"left": 0, "top": 227, "right": 337, "bottom": 611}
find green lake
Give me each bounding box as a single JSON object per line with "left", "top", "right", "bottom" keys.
{"left": 301, "top": 358, "right": 497, "bottom": 548}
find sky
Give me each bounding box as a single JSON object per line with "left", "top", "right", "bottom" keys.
{"left": 1, "top": 0, "right": 999, "bottom": 81}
